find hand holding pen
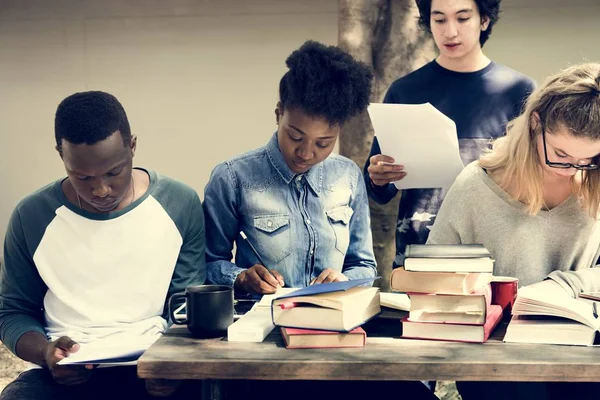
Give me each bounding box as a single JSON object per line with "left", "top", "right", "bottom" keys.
{"left": 234, "top": 231, "right": 285, "bottom": 294}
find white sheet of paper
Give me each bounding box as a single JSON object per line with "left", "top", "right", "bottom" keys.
{"left": 57, "top": 332, "right": 160, "bottom": 365}
{"left": 256, "top": 287, "right": 300, "bottom": 308}
{"left": 368, "top": 103, "right": 465, "bottom": 190}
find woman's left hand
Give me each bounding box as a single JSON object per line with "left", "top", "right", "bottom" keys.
{"left": 310, "top": 268, "right": 349, "bottom": 285}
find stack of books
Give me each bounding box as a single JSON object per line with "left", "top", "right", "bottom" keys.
{"left": 270, "top": 277, "right": 381, "bottom": 349}
{"left": 391, "top": 244, "right": 503, "bottom": 343}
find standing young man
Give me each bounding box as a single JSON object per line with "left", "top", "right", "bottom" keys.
{"left": 365, "top": 0, "right": 536, "bottom": 266}
{"left": 0, "top": 91, "right": 205, "bottom": 399}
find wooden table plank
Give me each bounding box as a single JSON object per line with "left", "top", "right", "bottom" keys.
{"left": 137, "top": 325, "right": 600, "bottom": 382}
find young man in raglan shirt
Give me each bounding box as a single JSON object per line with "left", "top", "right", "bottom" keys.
{"left": 365, "top": 0, "right": 536, "bottom": 267}
{"left": 0, "top": 91, "right": 205, "bottom": 399}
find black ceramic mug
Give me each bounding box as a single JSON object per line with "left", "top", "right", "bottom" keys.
{"left": 168, "top": 285, "right": 234, "bottom": 338}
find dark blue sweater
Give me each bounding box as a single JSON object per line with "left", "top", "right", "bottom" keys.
{"left": 364, "top": 60, "right": 536, "bottom": 266}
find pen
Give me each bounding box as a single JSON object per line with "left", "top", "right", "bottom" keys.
{"left": 239, "top": 231, "right": 281, "bottom": 285}
{"left": 593, "top": 302, "right": 598, "bottom": 319}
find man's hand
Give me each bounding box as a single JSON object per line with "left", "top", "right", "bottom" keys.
{"left": 45, "top": 336, "right": 93, "bottom": 386}
{"left": 310, "top": 269, "right": 349, "bottom": 285}
{"left": 146, "top": 378, "right": 182, "bottom": 397}
{"left": 367, "top": 154, "right": 406, "bottom": 186}
{"left": 234, "top": 265, "right": 285, "bottom": 294}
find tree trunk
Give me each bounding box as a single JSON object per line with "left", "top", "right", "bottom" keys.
{"left": 338, "top": 0, "right": 435, "bottom": 290}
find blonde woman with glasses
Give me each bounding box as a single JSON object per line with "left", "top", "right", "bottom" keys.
{"left": 428, "top": 63, "right": 600, "bottom": 399}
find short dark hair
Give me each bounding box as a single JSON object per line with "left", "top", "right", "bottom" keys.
{"left": 415, "top": 0, "right": 501, "bottom": 47}
{"left": 279, "top": 40, "right": 373, "bottom": 126}
{"left": 55, "top": 91, "right": 131, "bottom": 153}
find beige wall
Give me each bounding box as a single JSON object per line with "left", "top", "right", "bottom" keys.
{"left": 1, "top": 0, "right": 599, "bottom": 251}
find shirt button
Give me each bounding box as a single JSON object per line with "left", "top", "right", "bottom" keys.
{"left": 296, "top": 176, "right": 302, "bottom": 181}
{"left": 310, "top": 250, "right": 314, "bottom": 255}
{"left": 267, "top": 220, "right": 273, "bottom": 227}
{"left": 306, "top": 219, "right": 311, "bottom": 225}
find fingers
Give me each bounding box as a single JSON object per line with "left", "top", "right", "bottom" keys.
{"left": 146, "top": 379, "right": 182, "bottom": 397}
{"left": 312, "top": 270, "right": 329, "bottom": 285}
{"left": 368, "top": 155, "right": 405, "bottom": 186}
{"left": 371, "top": 171, "right": 407, "bottom": 186}
{"left": 271, "top": 270, "right": 285, "bottom": 287}
{"left": 370, "top": 154, "right": 396, "bottom": 165}
{"left": 54, "top": 336, "right": 78, "bottom": 353}
{"left": 246, "top": 266, "right": 279, "bottom": 294}
{"left": 255, "top": 266, "right": 282, "bottom": 289}
{"left": 52, "top": 365, "right": 93, "bottom": 386}
{"left": 311, "top": 269, "right": 349, "bottom": 285}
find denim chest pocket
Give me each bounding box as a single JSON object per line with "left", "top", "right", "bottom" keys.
{"left": 253, "top": 214, "right": 292, "bottom": 264}
{"left": 326, "top": 205, "right": 353, "bottom": 255}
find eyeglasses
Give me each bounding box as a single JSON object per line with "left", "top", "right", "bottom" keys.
{"left": 541, "top": 125, "right": 599, "bottom": 170}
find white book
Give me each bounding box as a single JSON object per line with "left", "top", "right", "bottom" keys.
{"left": 228, "top": 288, "right": 299, "bottom": 343}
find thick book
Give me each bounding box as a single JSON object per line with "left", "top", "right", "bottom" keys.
{"left": 408, "top": 284, "right": 492, "bottom": 324}
{"left": 405, "top": 244, "right": 492, "bottom": 259}
{"left": 280, "top": 327, "right": 366, "bottom": 349}
{"left": 390, "top": 267, "right": 492, "bottom": 295}
{"left": 271, "top": 278, "right": 381, "bottom": 332}
{"left": 402, "top": 304, "right": 503, "bottom": 343}
{"left": 503, "top": 286, "right": 600, "bottom": 346}
{"left": 404, "top": 257, "right": 494, "bottom": 273}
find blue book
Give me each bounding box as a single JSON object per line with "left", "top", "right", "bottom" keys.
{"left": 270, "top": 277, "right": 381, "bottom": 332}
{"left": 274, "top": 277, "right": 380, "bottom": 300}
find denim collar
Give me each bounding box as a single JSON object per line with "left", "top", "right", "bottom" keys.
{"left": 265, "top": 133, "right": 323, "bottom": 196}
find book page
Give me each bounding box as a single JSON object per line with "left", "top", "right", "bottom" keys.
{"left": 380, "top": 292, "right": 410, "bottom": 311}
{"left": 368, "top": 103, "right": 464, "bottom": 190}
{"left": 516, "top": 286, "right": 599, "bottom": 329}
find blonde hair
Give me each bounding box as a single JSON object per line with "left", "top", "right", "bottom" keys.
{"left": 480, "top": 63, "right": 600, "bottom": 217}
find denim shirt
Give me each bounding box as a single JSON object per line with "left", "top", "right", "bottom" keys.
{"left": 204, "top": 133, "right": 377, "bottom": 289}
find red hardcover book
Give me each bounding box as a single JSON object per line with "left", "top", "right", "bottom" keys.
{"left": 401, "top": 304, "right": 503, "bottom": 343}
{"left": 280, "top": 326, "right": 366, "bottom": 349}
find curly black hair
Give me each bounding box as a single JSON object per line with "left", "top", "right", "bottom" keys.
{"left": 416, "top": 0, "right": 501, "bottom": 47}
{"left": 55, "top": 91, "right": 131, "bottom": 153}
{"left": 279, "top": 40, "right": 373, "bottom": 126}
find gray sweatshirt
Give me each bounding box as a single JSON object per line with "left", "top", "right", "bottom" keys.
{"left": 427, "top": 161, "right": 600, "bottom": 296}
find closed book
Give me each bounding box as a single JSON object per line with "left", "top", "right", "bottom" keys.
{"left": 405, "top": 244, "right": 491, "bottom": 259}
{"left": 390, "top": 267, "right": 492, "bottom": 295}
{"left": 401, "top": 304, "right": 503, "bottom": 343}
{"left": 404, "top": 257, "right": 494, "bottom": 273}
{"left": 503, "top": 285, "right": 600, "bottom": 346}
{"left": 271, "top": 279, "right": 381, "bottom": 332}
{"left": 408, "top": 284, "right": 492, "bottom": 324}
{"left": 280, "top": 327, "right": 366, "bottom": 349}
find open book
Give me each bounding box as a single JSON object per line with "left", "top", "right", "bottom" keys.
{"left": 504, "top": 286, "right": 600, "bottom": 346}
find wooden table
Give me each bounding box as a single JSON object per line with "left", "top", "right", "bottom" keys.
{"left": 138, "top": 323, "right": 600, "bottom": 385}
